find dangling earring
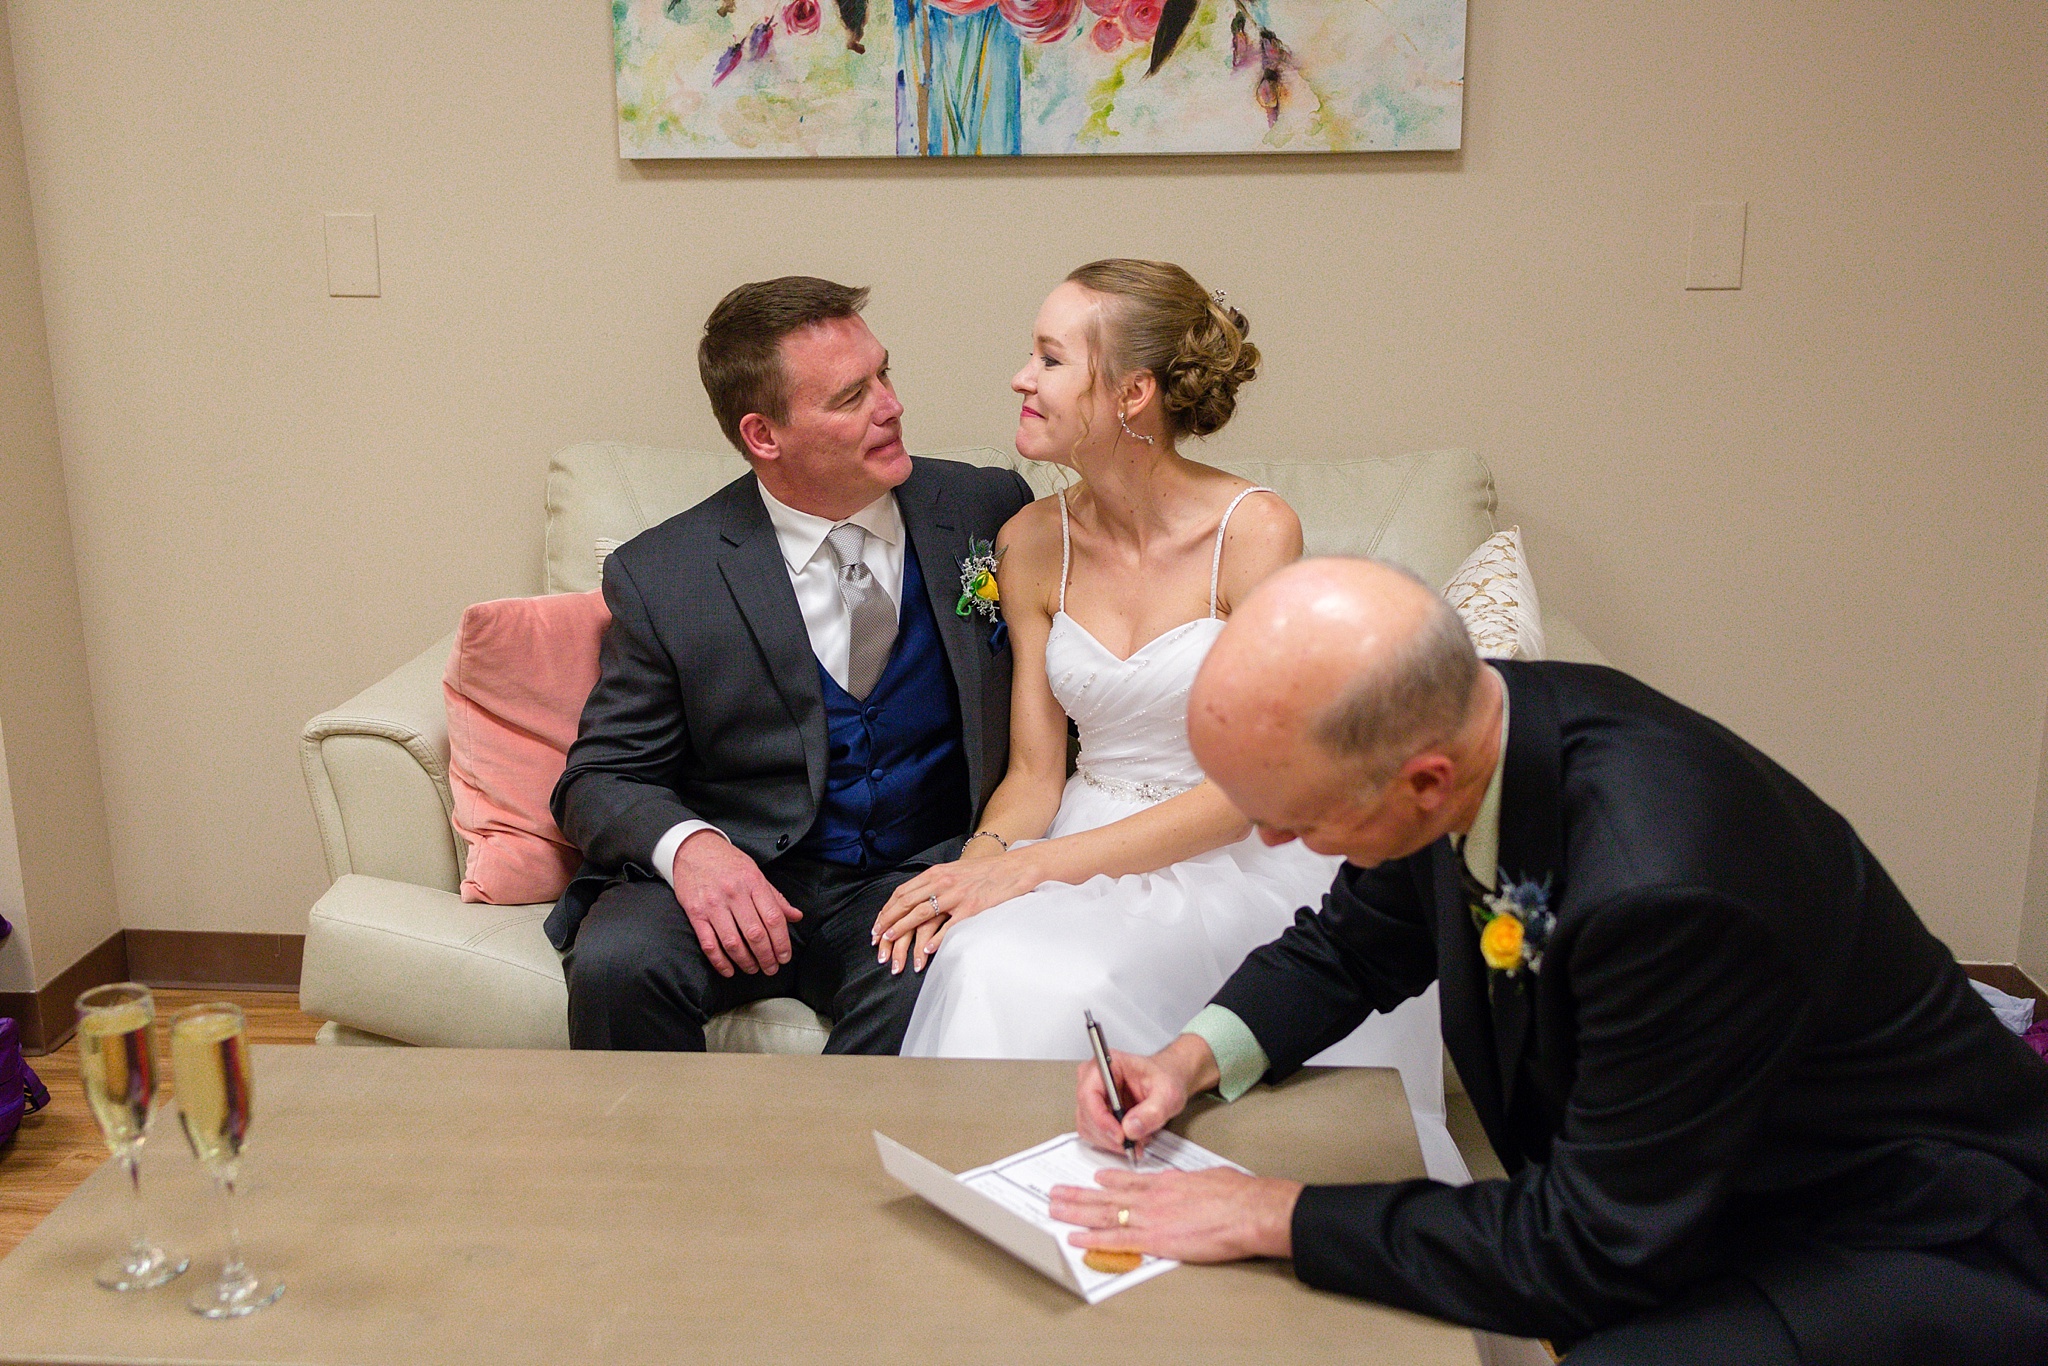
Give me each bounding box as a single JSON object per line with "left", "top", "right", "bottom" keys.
{"left": 1118, "top": 410, "right": 1155, "bottom": 446}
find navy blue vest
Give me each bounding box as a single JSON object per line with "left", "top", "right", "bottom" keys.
{"left": 796, "top": 547, "right": 969, "bottom": 870}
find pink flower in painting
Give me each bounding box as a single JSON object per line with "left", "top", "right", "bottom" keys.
{"left": 1083, "top": 0, "right": 1122, "bottom": 16}
{"left": 711, "top": 39, "right": 744, "bottom": 83}
{"left": 1089, "top": 17, "right": 1123, "bottom": 50}
{"left": 1256, "top": 67, "right": 1284, "bottom": 126}
{"left": 782, "top": 0, "right": 821, "bottom": 35}
{"left": 1118, "top": 0, "right": 1161, "bottom": 42}
{"left": 745, "top": 16, "right": 775, "bottom": 59}
{"left": 927, "top": 0, "right": 999, "bottom": 12}
{"left": 1230, "top": 11, "right": 1253, "bottom": 69}
{"left": 996, "top": 0, "right": 1080, "bottom": 44}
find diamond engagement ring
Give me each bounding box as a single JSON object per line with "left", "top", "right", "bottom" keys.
{"left": 1117, "top": 1208, "right": 1130, "bottom": 1228}
{"left": 926, "top": 895, "right": 941, "bottom": 917}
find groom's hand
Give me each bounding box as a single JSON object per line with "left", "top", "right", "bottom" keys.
{"left": 671, "top": 830, "right": 801, "bottom": 977}
{"left": 1076, "top": 1034, "right": 1220, "bottom": 1158}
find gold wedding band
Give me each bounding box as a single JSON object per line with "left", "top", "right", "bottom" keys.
{"left": 1117, "top": 1208, "right": 1130, "bottom": 1228}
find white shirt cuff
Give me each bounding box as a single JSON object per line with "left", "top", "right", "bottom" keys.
{"left": 652, "top": 820, "right": 727, "bottom": 886}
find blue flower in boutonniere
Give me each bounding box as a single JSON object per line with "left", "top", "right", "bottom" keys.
{"left": 1471, "top": 873, "right": 1555, "bottom": 978}
{"left": 956, "top": 539, "right": 1007, "bottom": 651}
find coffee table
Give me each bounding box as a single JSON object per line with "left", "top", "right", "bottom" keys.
{"left": 0, "top": 1048, "right": 1478, "bottom": 1364}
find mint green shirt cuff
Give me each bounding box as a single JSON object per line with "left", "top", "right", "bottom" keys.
{"left": 1184, "top": 1005, "right": 1271, "bottom": 1103}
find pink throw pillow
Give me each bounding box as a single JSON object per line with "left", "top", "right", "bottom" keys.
{"left": 444, "top": 591, "right": 611, "bottom": 905}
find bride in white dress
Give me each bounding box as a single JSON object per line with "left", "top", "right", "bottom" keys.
{"left": 875, "top": 261, "right": 1461, "bottom": 1182}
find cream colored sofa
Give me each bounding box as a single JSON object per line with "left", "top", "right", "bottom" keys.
{"left": 299, "top": 444, "right": 1606, "bottom": 1051}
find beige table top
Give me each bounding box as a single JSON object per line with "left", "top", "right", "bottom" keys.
{"left": 0, "top": 1047, "right": 1476, "bottom": 1365}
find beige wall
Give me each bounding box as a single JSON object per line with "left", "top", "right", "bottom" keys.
{"left": 0, "top": 721, "right": 28, "bottom": 993}
{"left": 0, "top": 0, "right": 120, "bottom": 988}
{"left": 2022, "top": 709, "right": 2048, "bottom": 983}
{"left": 6, "top": 1, "right": 2047, "bottom": 956}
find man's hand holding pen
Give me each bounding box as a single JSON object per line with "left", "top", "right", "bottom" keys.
{"left": 1073, "top": 1034, "right": 1212, "bottom": 1162}
{"left": 1055, "top": 1032, "right": 1304, "bottom": 1264}
{"left": 1082, "top": 1010, "right": 1143, "bottom": 1168}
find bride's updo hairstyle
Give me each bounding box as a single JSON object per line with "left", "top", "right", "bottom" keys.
{"left": 1065, "top": 259, "right": 1259, "bottom": 439}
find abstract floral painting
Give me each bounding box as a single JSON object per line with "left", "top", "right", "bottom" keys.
{"left": 614, "top": 0, "right": 1466, "bottom": 157}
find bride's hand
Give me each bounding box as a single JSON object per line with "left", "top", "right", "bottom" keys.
{"left": 873, "top": 852, "right": 1044, "bottom": 974}
{"left": 905, "top": 916, "right": 948, "bottom": 975}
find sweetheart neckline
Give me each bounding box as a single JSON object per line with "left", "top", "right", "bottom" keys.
{"left": 1051, "top": 610, "right": 1222, "bottom": 666}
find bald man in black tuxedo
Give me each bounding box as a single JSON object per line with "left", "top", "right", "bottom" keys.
{"left": 1055, "top": 557, "right": 2048, "bottom": 1365}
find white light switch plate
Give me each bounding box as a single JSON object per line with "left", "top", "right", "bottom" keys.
{"left": 324, "top": 213, "right": 380, "bottom": 297}
{"left": 1685, "top": 201, "right": 1746, "bottom": 290}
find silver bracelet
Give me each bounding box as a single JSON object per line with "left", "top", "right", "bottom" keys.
{"left": 963, "top": 830, "right": 1010, "bottom": 853}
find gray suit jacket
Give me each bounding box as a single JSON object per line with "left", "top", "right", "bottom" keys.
{"left": 544, "top": 458, "right": 1034, "bottom": 949}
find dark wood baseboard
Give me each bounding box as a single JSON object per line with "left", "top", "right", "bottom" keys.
{"left": 0, "top": 930, "right": 127, "bottom": 1055}
{"left": 1, "top": 930, "right": 305, "bottom": 1055}
{"left": 124, "top": 930, "right": 303, "bottom": 992}
{"left": 1960, "top": 962, "right": 2046, "bottom": 1015}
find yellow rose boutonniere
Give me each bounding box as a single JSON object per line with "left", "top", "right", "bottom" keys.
{"left": 956, "top": 539, "right": 1009, "bottom": 652}
{"left": 1479, "top": 914, "right": 1524, "bottom": 972}
{"left": 955, "top": 539, "right": 1003, "bottom": 623}
{"left": 1467, "top": 873, "right": 1555, "bottom": 980}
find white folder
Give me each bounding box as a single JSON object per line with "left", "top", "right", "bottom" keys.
{"left": 875, "top": 1131, "right": 1091, "bottom": 1297}
{"left": 875, "top": 1128, "right": 1240, "bottom": 1303}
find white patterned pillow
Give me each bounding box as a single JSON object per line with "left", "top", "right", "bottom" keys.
{"left": 1442, "top": 527, "right": 1545, "bottom": 660}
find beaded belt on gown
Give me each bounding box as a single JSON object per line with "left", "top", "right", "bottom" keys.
{"left": 1077, "top": 766, "right": 1198, "bottom": 804}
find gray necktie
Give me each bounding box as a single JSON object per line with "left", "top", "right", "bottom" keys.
{"left": 824, "top": 523, "right": 897, "bottom": 700}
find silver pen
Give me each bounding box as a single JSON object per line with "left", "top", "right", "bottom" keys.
{"left": 1084, "top": 1009, "right": 1138, "bottom": 1169}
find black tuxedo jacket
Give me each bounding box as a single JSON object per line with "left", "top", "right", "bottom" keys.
{"left": 1213, "top": 660, "right": 2048, "bottom": 1349}
{"left": 544, "top": 458, "right": 1034, "bottom": 949}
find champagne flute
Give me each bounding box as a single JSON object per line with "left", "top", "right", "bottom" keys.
{"left": 74, "top": 983, "right": 189, "bottom": 1290}
{"left": 170, "top": 1003, "right": 284, "bottom": 1317}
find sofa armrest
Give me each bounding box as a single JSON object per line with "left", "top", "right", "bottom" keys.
{"left": 301, "top": 875, "right": 568, "bottom": 1048}
{"left": 300, "top": 632, "right": 463, "bottom": 893}
{"left": 1540, "top": 612, "right": 1607, "bottom": 668}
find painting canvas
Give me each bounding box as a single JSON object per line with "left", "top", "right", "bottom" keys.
{"left": 614, "top": 0, "right": 1466, "bottom": 158}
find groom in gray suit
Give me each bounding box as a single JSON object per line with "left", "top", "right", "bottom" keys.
{"left": 544, "top": 277, "right": 1033, "bottom": 1052}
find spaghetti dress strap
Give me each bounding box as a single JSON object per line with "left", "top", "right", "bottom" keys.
{"left": 1209, "top": 486, "right": 1276, "bottom": 617}
{"left": 1057, "top": 489, "right": 1073, "bottom": 615}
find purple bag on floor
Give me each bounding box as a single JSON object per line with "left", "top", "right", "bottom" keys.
{"left": 0, "top": 1015, "right": 50, "bottom": 1145}
{"left": 2025, "top": 1020, "right": 2048, "bottom": 1063}
{"left": 0, "top": 910, "right": 52, "bottom": 1144}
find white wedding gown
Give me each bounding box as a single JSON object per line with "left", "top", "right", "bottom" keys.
{"left": 901, "top": 489, "right": 1466, "bottom": 1184}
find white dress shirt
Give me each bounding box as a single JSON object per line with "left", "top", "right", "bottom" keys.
{"left": 650, "top": 483, "right": 906, "bottom": 884}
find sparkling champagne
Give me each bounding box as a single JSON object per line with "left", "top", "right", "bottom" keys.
{"left": 76, "top": 983, "right": 187, "bottom": 1291}
{"left": 171, "top": 1010, "right": 253, "bottom": 1168}
{"left": 169, "top": 1002, "right": 281, "bottom": 1316}
{"left": 78, "top": 1000, "right": 156, "bottom": 1151}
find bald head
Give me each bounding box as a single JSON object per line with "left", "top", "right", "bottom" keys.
{"left": 1190, "top": 557, "right": 1495, "bottom": 866}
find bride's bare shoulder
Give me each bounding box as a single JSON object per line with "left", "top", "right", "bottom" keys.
{"left": 1222, "top": 483, "right": 1302, "bottom": 546}
{"left": 997, "top": 493, "right": 1068, "bottom": 561}
{"left": 994, "top": 494, "right": 1068, "bottom": 600}
{"left": 1181, "top": 465, "right": 1301, "bottom": 549}
{"left": 1213, "top": 484, "right": 1304, "bottom": 615}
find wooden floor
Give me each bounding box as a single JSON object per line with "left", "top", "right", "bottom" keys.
{"left": 0, "top": 990, "right": 321, "bottom": 1260}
